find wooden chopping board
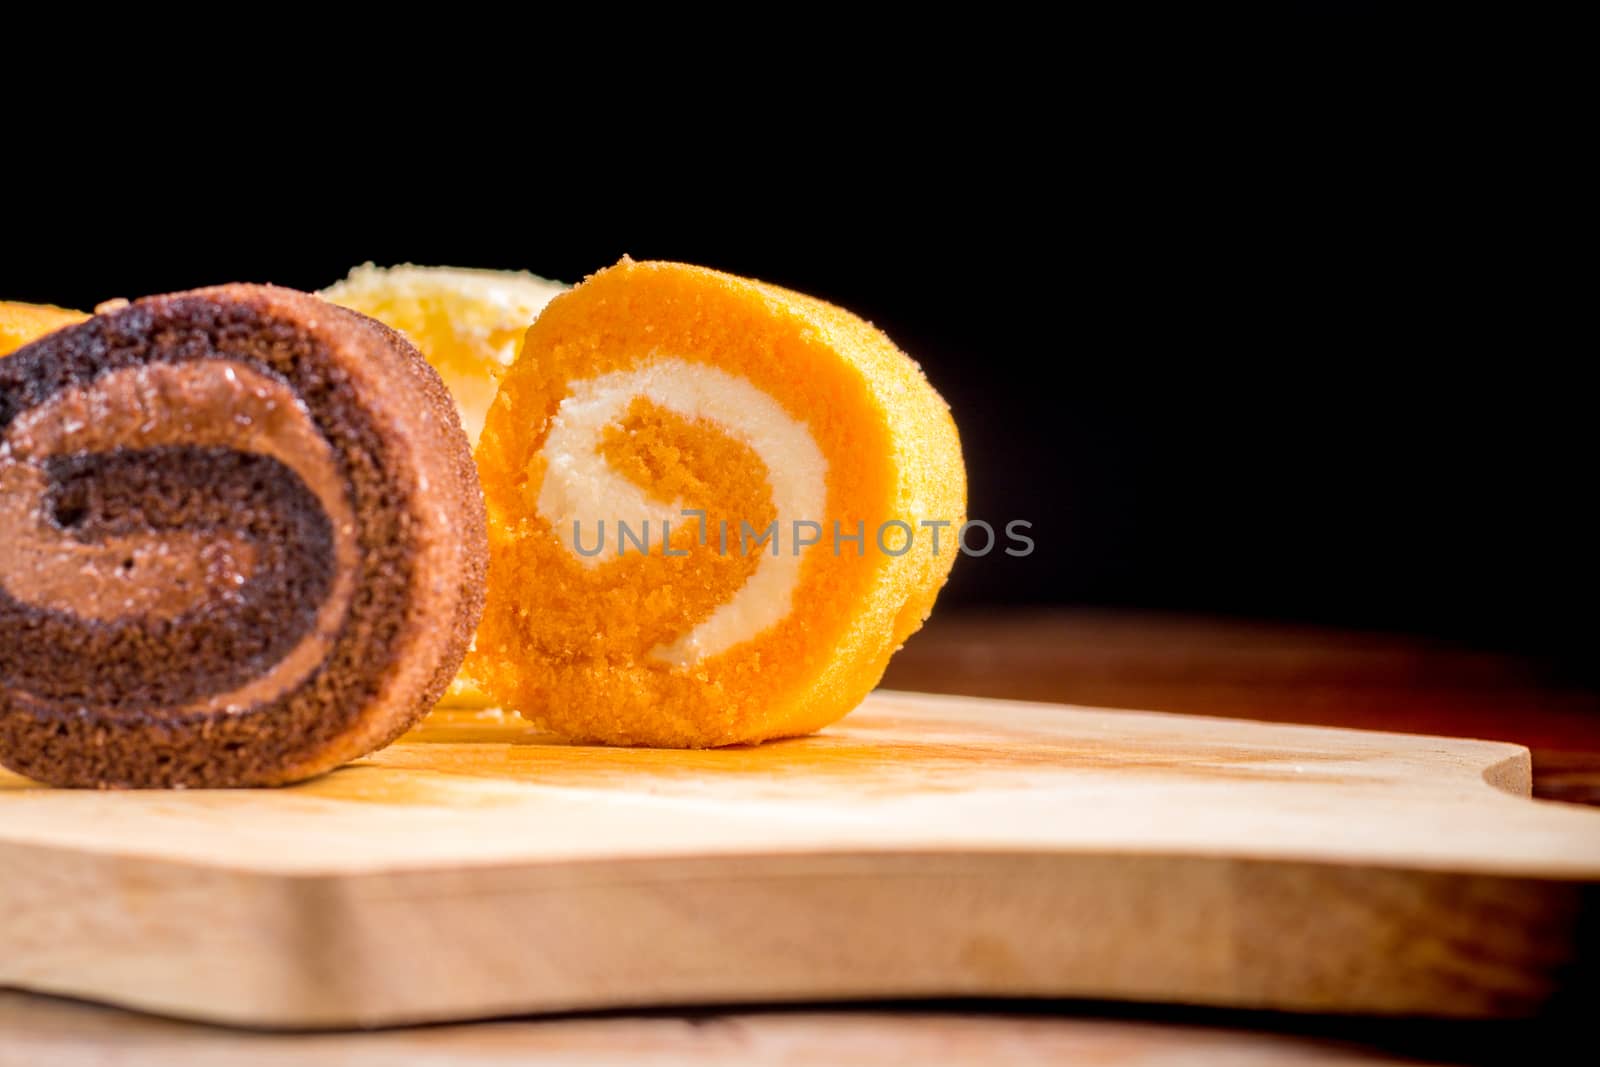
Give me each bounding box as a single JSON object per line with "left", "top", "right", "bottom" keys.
{"left": 2, "top": 690, "right": 1598, "bottom": 1028}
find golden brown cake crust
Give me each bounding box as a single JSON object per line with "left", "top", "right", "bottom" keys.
{"left": 0, "top": 285, "right": 487, "bottom": 788}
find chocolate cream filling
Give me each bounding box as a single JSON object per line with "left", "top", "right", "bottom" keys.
{"left": 0, "top": 360, "right": 358, "bottom": 717}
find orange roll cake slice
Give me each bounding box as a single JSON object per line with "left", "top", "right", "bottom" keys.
{"left": 471, "top": 258, "right": 966, "bottom": 747}
{"left": 0, "top": 285, "right": 487, "bottom": 787}
{"left": 0, "top": 301, "right": 88, "bottom": 356}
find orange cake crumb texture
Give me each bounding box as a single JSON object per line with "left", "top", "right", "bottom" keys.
{"left": 471, "top": 259, "right": 966, "bottom": 747}
{"left": 0, "top": 302, "right": 87, "bottom": 357}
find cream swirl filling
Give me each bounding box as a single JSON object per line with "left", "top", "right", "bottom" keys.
{"left": 536, "top": 357, "right": 827, "bottom": 668}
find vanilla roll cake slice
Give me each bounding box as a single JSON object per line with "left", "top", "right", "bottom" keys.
{"left": 321, "top": 264, "right": 566, "bottom": 449}
{"left": 0, "top": 285, "right": 487, "bottom": 788}
{"left": 321, "top": 264, "right": 567, "bottom": 709}
{"left": 472, "top": 258, "right": 966, "bottom": 747}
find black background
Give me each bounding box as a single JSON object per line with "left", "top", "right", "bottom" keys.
{"left": 2, "top": 21, "right": 1589, "bottom": 679}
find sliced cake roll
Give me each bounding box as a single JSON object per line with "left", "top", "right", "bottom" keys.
{"left": 472, "top": 258, "right": 966, "bottom": 747}
{"left": 322, "top": 264, "right": 566, "bottom": 449}
{"left": 0, "top": 285, "right": 487, "bottom": 787}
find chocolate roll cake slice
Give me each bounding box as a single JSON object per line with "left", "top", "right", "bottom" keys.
{"left": 0, "top": 284, "right": 487, "bottom": 788}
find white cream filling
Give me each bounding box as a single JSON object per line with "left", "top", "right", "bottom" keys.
{"left": 536, "top": 357, "right": 827, "bottom": 668}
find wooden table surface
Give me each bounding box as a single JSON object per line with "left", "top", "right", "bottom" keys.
{"left": 5, "top": 609, "right": 1595, "bottom": 1065}
{"left": 883, "top": 609, "right": 1600, "bottom": 805}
